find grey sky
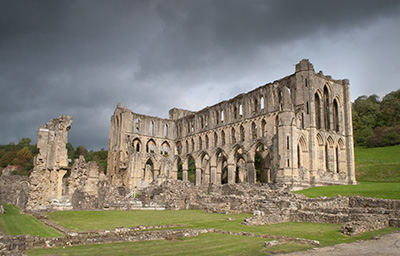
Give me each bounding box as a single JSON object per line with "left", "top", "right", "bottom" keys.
{"left": 1, "top": 0, "right": 400, "bottom": 150}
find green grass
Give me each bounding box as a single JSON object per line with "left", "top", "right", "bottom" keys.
{"left": 24, "top": 219, "right": 398, "bottom": 256}
{"left": 293, "top": 182, "right": 400, "bottom": 199}
{"left": 0, "top": 204, "right": 61, "bottom": 238}
{"left": 355, "top": 145, "right": 400, "bottom": 182}
{"left": 45, "top": 209, "right": 398, "bottom": 246}
{"left": 26, "top": 233, "right": 271, "bottom": 256}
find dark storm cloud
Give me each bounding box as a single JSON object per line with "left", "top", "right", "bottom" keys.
{"left": 1, "top": 0, "right": 399, "bottom": 150}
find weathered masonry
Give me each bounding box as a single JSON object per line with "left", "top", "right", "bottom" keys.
{"left": 107, "top": 60, "right": 356, "bottom": 190}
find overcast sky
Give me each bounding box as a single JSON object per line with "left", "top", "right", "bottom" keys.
{"left": 1, "top": 0, "right": 400, "bottom": 150}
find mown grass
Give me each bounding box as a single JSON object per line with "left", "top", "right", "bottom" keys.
{"left": 0, "top": 204, "right": 61, "bottom": 238}
{"left": 25, "top": 214, "right": 399, "bottom": 256}
{"left": 293, "top": 182, "right": 400, "bottom": 199}
{"left": 45, "top": 209, "right": 398, "bottom": 246}
{"left": 355, "top": 145, "right": 400, "bottom": 182}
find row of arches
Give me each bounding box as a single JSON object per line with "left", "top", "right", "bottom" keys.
{"left": 314, "top": 85, "right": 341, "bottom": 132}
{"left": 132, "top": 138, "right": 171, "bottom": 156}
{"left": 171, "top": 141, "right": 274, "bottom": 185}
{"left": 176, "top": 118, "right": 274, "bottom": 155}
{"left": 176, "top": 86, "right": 288, "bottom": 137}
{"left": 132, "top": 118, "right": 169, "bottom": 137}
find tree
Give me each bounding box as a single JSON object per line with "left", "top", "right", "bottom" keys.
{"left": 381, "top": 89, "right": 400, "bottom": 126}
{"left": 14, "top": 147, "right": 32, "bottom": 167}
{"left": 0, "top": 151, "right": 17, "bottom": 168}
{"left": 74, "top": 145, "right": 88, "bottom": 158}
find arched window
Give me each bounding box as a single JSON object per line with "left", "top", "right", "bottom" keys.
{"left": 150, "top": 121, "right": 154, "bottom": 136}
{"left": 199, "top": 137, "right": 202, "bottom": 150}
{"left": 231, "top": 127, "right": 236, "bottom": 144}
{"left": 260, "top": 96, "right": 265, "bottom": 110}
{"left": 315, "top": 93, "right": 321, "bottom": 129}
{"left": 240, "top": 125, "right": 245, "bottom": 142}
{"left": 135, "top": 118, "right": 140, "bottom": 132}
{"left": 297, "top": 144, "right": 301, "bottom": 168}
{"left": 333, "top": 99, "right": 339, "bottom": 132}
{"left": 146, "top": 139, "right": 156, "bottom": 153}
{"left": 324, "top": 86, "right": 330, "bottom": 130}
{"left": 221, "top": 110, "right": 224, "bottom": 123}
{"left": 214, "top": 132, "right": 218, "bottom": 147}
{"left": 221, "top": 130, "right": 225, "bottom": 145}
{"left": 191, "top": 138, "right": 195, "bottom": 152}
{"left": 233, "top": 106, "right": 238, "bottom": 119}
{"left": 205, "top": 135, "right": 209, "bottom": 148}
{"left": 325, "top": 144, "right": 329, "bottom": 171}
{"left": 336, "top": 146, "right": 339, "bottom": 173}
{"left": 239, "top": 104, "right": 243, "bottom": 116}
{"left": 164, "top": 124, "right": 168, "bottom": 137}
{"left": 132, "top": 138, "right": 141, "bottom": 152}
{"left": 254, "top": 98, "right": 258, "bottom": 113}
{"left": 251, "top": 122, "right": 257, "bottom": 139}
{"left": 261, "top": 120, "right": 266, "bottom": 137}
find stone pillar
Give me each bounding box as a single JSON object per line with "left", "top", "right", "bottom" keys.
{"left": 247, "top": 160, "right": 255, "bottom": 184}
{"left": 195, "top": 167, "right": 202, "bottom": 186}
{"left": 56, "top": 169, "right": 67, "bottom": 200}
{"left": 183, "top": 169, "right": 188, "bottom": 182}
{"left": 343, "top": 80, "right": 356, "bottom": 184}
{"left": 210, "top": 165, "right": 217, "bottom": 184}
{"left": 227, "top": 163, "right": 235, "bottom": 184}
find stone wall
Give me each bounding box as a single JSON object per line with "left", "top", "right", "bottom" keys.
{"left": 0, "top": 175, "right": 30, "bottom": 209}
{"left": 138, "top": 180, "right": 400, "bottom": 236}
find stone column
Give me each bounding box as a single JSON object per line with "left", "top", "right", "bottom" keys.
{"left": 210, "top": 165, "right": 217, "bottom": 184}
{"left": 183, "top": 169, "right": 188, "bottom": 182}
{"left": 56, "top": 169, "right": 67, "bottom": 200}
{"left": 343, "top": 80, "right": 356, "bottom": 184}
{"left": 227, "top": 163, "right": 235, "bottom": 184}
{"left": 195, "top": 167, "right": 202, "bottom": 186}
{"left": 247, "top": 160, "right": 255, "bottom": 184}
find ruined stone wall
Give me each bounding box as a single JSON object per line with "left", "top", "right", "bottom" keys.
{"left": 107, "top": 59, "right": 356, "bottom": 190}
{"left": 138, "top": 181, "right": 400, "bottom": 236}
{"left": 26, "top": 116, "right": 73, "bottom": 212}
{"left": 0, "top": 175, "right": 29, "bottom": 209}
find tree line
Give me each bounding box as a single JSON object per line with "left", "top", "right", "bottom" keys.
{"left": 352, "top": 89, "right": 400, "bottom": 147}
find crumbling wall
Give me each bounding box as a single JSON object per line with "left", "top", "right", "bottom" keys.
{"left": 138, "top": 180, "right": 400, "bottom": 236}
{"left": 0, "top": 175, "right": 30, "bottom": 209}
{"left": 26, "top": 115, "right": 73, "bottom": 212}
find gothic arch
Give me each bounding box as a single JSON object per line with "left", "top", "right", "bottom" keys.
{"left": 332, "top": 98, "right": 340, "bottom": 132}
{"left": 213, "top": 148, "right": 228, "bottom": 184}
{"left": 161, "top": 141, "right": 170, "bottom": 155}
{"left": 146, "top": 139, "right": 156, "bottom": 153}
{"left": 316, "top": 133, "right": 324, "bottom": 146}
{"left": 132, "top": 138, "right": 142, "bottom": 152}
{"left": 315, "top": 91, "right": 322, "bottom": 129}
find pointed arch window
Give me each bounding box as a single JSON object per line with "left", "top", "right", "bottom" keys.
{"left": 315, "top": 93, "right": 321, "bottom": 129}
{"left": 260, "top": 96, "right": 265, "bottom": 110}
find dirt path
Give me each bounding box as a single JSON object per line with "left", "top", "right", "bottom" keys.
{"left": 277, "top": 231, "right": 400, "bottom": 256}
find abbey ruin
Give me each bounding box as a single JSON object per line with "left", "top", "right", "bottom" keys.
{"left": 2, "top": 60, "right": 400, "bottom": 255}
{"left": 107, "top": 59, "right": 356, "bottom": 190}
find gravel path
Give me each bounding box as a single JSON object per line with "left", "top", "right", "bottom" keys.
{"left": 276, "top": 231, "right": 400, "bottom": 256}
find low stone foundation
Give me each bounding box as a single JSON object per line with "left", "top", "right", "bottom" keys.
{"left": 138, "top": 180, "right": 400, "bottom": 236}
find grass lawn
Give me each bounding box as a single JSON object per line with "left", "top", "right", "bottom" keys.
{"left": 45, "top": 209, "right": 398, "bottom": 246}
{"left": 0, "top": 204, "right": 61, "bottom": 238}
{"left": 25, "top": 216, "right": 399, "bottom": 256}
{"left": 293, "top": 182, "right": 400, "bottom": 199}
{"left": 355, "top": 145, "right": 400, "bottom": 182}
